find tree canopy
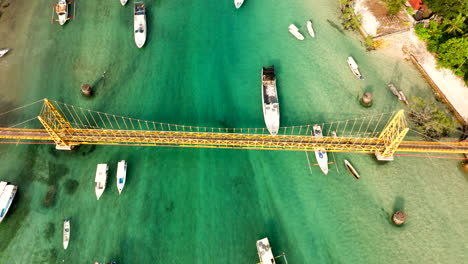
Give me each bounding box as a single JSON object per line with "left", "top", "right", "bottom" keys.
{"left": 424, "top": 0, "right": 468, "bottom": 19}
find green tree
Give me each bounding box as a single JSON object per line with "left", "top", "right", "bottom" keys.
{"left": 445, "top": 13, "right": 467, "bottom": 35}
{"left": 384, "top": 0, "right": 406, "bottom": 15}
{"left": 436, "top": 37, "right": 468, "bottom": 76}
{"left": 424, "top": 0, "right": 468, "bottom": 19}
{"left": 409, "top": 97, "right": 457, "bottom": 139}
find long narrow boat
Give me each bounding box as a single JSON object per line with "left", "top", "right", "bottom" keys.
{"left": 0, "top": 181, "right": 18, "bottom": 223}
{"left": 288, "top": 24, "right": 304, "bottom": 40}
{"left": 344, "top": 160, "right": 360, "bottom": 179}
{"left": 261, "top": 66, "right": 280, "bottom": 136}
{"left": 234, "top": 0, "right": 244, "bottom": 8}
{"left": 55, "top": 0, "right": 68, "bottom": 26}
{"left": 313, "top": 125, "right": 328, "bottom": 175}
{"left": 116, "top": 160, "right": 127, "bottom": 195}
{"left": 63, "top": 218, "right": 70, "bottom": 249}
{"left": 347, "top": 56, "right": 363, "bottom": 80}
{"left": 306, "top": 20, "right": 315, "bottom": 38}
{"left": 134, "top": 2, "right": 147, "bottom": 48}
{"left": 95, "top": 164, "right": 109, "bottom": 200}
{"left": 0, "top": 48, "right": 10, "bottom": 58}
{"left": 256, "top": 237, "right": 276, "bottom": 264}
{"left": 120, "top": 0, "right": 128, "bottom": 6}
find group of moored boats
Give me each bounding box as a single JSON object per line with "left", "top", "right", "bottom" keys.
{"left": 96, "top": 160, "right": 127, "bottom": 200}
{"left": 289, "top": 20, "right": 315, "bottom": 40}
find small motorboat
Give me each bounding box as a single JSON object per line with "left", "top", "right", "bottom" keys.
{"left": 55, "top": 0, "right": 68, "bottom": 26}
{"left": 95, "top": 163, "right": 109, "bottom": 200}
{"left": 306, "top": 20, "right": 315, "bottom": 38}
{"left": 234, "top": 0, "right": 244, "bottom": 8}
{"left": 387, "top": 83, "right": 402, "bottom": 100}
{"left": 63, "top": 218, "right": 70, "bottom": 249}
{"left": 344, "top": 160, "right": 360, "bottom": 179}
{"left": 288, "top": 24, "right": 305, "bottom": 40}
{"left": 261, "top": 66, "right": 280, "bottom": 136}
{"left": 120, "top": 0, "right": 128, "bottom": 6}
{"left": 399, "top": 91, "right": 409, "bottom": 105}
{"left": 313, "top": 125, "right": 328, "bottom": 175}
{"left": 0, "top": 48, "right": 10, "bottom": 58}
{"left": 0, "top": 181, "right": 17, "bottom": 223}
{"left": 347, "top": 56, "right": 363, "bottom": 80}
{"left": 116, "top": 160, "right": 127, "bottom": 195}
{"left": 134, "top": 2, "right": 147, "bottom": 48}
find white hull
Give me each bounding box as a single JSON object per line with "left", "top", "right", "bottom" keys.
{"left": 307, "top": 20, "right": 315, "bottom": 38}
{"left": 234, "top": 0, "right": 244, "bottom": 8}
{"left": 313, "top": 125, "right": 328, "bottom": 175}
{"left": 257, "top": 238, "right": 276, "bottom": 264}
{"left": 120, "top": 0, "right": 128, "bottom": 6}
{"left": 56, "top": 0, "right": 68, "bottom": 26}
{"left": 116, "top": 160, "right": 127, "bottom": 195}
{"left": 347, "top": 56, "right": 363, "bottom": 80}
{"left": 288, "top": 24, "right": 304, "bottom": 40}
{"left": 262, "top": 66, "right": 280, "bottom": 136}
{"left": 95, "top": 164, "right": 109, "bottom": 200}
{"left": 344, "top": 160, "right": 360, "bottom": 179}
{"left": 63, "top": 218, "right": 70, "bottom": 249}
{"left": 0, "top": 48, "right": 10, "bottom": 58}
{"left": 134, "top": 2, "right": 147, "bottom": 48}
{"left": 0, "top": 183, "right": 17, "bottom": 223}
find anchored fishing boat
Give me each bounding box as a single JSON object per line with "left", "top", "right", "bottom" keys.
{"left": 387, "top": 83, "right": 402, "bottom": 100}
{"left": 288, "top": 24, "right": 304, "bottom": 40}
{"left": 313, "top": 125, "right": 328, "bottom": 175}
{"left": 0, "top": 181, "right": 17, "bottom": 223}
{"left": 134, "top": 2, "right": 147, "bottom": 48}
{"left": 261, "top": 66, "right": 280, "bottom": 136}
{"left": 55, "top": 0, "right": 68, "bottom": 25}
{"left": 116, "top": 160, "right": 127, "bottom": 195}
{"left": 347, "top": 56, "right": 363, "bottom": 80}
{"left": 120, "top": 0, "right": 128, "bottom": 6}
{"left": 256, "top": 238, "right": 276, "bottom": 264}
{"left": 0, "top": 48, "right": 10, "bottom": 58}
{"left": 344, "top": 160, "right": 360, "bottom": 179}
{"left": 234, "top": 0, "right": 244, "bottom": 8}
{"left": 63, "top": 218, "right": 70, "bottom": 249}
{"left": 306, "top": 20, "right": 315, "bottom": 38}
{"left": 95, "top": 164, "right": 109, "bottom": 200}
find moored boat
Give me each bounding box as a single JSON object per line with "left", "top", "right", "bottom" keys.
{"left": 387, "top": 83, "right": 402, "bottom": 100}
{"left": 55, "top": 0, "right": 68, "bottom": 26}
{"left": 234, "top": 0, "right": 244, "bottom": 8}
{"left": 120, "top": 0, "right": 128, "bottom": 6}
{"left": 134, "top": 2, "right": 147, "bottom": 48}
{"left": 313, "top": 125, "right": 328, "bottom": 175}
{"left": 256, "top": 237, "right": 276, "bottom": 264}
{"left": 288, "top": 24, "right": 304, "bottom": 40}
{"left": 116, "top": 160, "right": 127, "bottom": 195}
{"left": 95, "top": 164, "right": 109, "bottom": 200}
{"left": 399, "top": 91, "right": 409, "bottom": 105}
{"left": 347, "top": 56, "right": 363, "bottom": 80}
{"left": 0, "top": 181, "right": 17, "bottom": 223}
{"left": 344, "top": 160, "right": 360, "bottom": 179}
{"left": 0, "top": 48, "right": 10, "bottom": 58}
{"left": 306, "top": 20, "right": 315, "bottom": 38}
{"left": 63, "top": 218, "right": 70, "bottom": 249}
{"left": 261, "top": 66, "right": 280, "bottom": 136}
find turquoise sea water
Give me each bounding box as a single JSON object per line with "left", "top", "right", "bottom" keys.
{"left": 1, "top": 0, "right": 467, "bottom": 263}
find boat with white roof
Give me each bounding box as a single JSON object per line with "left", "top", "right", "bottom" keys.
{"left": 306, "top": 20, "right": 315, "bottom": 38}
{"left": 55, "top": 0, "right": 68, "bottom": 26}
{"left": 313, "top": 125, "right": 329, "bottom": 175}
{"left": 116, "top": 160, "right": 127, "bottom": 195}
{"left": 134, "top": 2, "right": 147, "bottom": 48}
{"left": 120, "top": 0, "right": 128, "bottom": 6}
{"left": 0, "top": 181, "right": 17, "bottom": 223}
{"left": 95, "top": 164, "right": 109, "bottom": 200}
{"left": 288, "top": 24, "right": 304, "bottom": 40}
{"left": 234, "top": 0, "right": 244, "bottom": 8}
{"left": 63, "top": 218, "right": 70, "bottom": 249}
{"left": 347, "top": 56, "right": 363, "bottom": 80}
{"left": 256, "top": 238, "right": 276, "bottom": 264}
{"left": 261, "top": 66, "right": 280, "bottom": 136}
{"left": 0, "top": 48, "right": 10, "bottom": 58}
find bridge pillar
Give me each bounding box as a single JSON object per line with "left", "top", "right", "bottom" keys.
{"left": 375, "top": 110, "right": 409, "bottom": 161}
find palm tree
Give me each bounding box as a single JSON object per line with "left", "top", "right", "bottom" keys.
{"left": 445, "top": 13, "right": 466, "bottom": 34}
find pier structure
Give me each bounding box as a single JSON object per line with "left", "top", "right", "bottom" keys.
{"left": 0, "top": 99, "right": 467, "bottom": 159}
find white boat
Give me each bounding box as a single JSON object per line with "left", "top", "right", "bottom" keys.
{"left": 134, "top": 2, "right": 147, "bottom": 48}
{"left": 234, "top": 0, "right": 244, "bottom": 8}
{"left": 347, "top": 56, "right": 363, "bottom": 80}
{"left": 344, "top": 160, "right": 360, "bottom": 179}
{"left": 288, "top": 24, "right": 304, "bottom": 40}
{"left": 313, "top": 125, "right": 328, "bottom": 175}
{"left": 120, "top": 0, "right": 128, "bottom": 6}
{"left": 306, "top": 20, "right": 315, "bottom": 38}
{"left": 256, "top": 238, "right": 276, "bottom": 264}
{"left": 95, "top": 164, "right": 109, "bottom": 200}
{"left": 0, "top": 181, "right": 17, "bottom": 223}
{"left": 0, "top": 48, "right": 10, "bottom": 58}
{"left": 116, "top": 160, "right": 127, "bottom": 195}
{"left": 261, "top": 66, "right": 280, "bottom": 136}
{"left": 63, "top": 218, "right": 70, "bottom": 249}
{"left": 387, "top": 83, "right": 402, "bottom": 100}
{"left": 55, "top": 0, "right": 68, "bottom": 26}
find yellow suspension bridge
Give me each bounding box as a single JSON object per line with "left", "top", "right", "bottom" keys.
{"left": 0, "top": 99, "right": 467, "bottom": 160}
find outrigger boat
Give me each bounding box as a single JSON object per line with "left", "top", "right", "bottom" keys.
{"left": 234, "top": 0, "right": 244, "bottom": 8}
{"left": 0, "top": 48, "right": 10, "bottom": 58}
{"left": 344, "top": 160, "right": 360, "bottom": 179}
{"left": 120, "top": 0, "right": 128, "bottom": 6}
{"left": 52, "top": 0, "right": 75, "bottom": 25}
{"left": 288, "top": 24, "right": 304, "bottom": 40}
{"left": 134, "top": 2, "right": 147, "bottom": 48}
{"left": 116, "top": 160, "right": 127, "bottom": 195}
{"left": 347, "top": 56, "right": 363, "bottom": 80}
{"left": 313, "top": 125, "right": 328, "bottom": 175}
{"left": 0, "top": 181, "right": 17, "bottom": 223}
{"left": 63, "top": 218, "right": 70, "bottom": 249}
{"left": 306, "top": 20, "right": 315, "bottom": 38}
{"left": 261, "top": 66, "right": 280, "bottom": 136}
{"left": 95, "top": 164, "right": 109, "bottom": 200}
